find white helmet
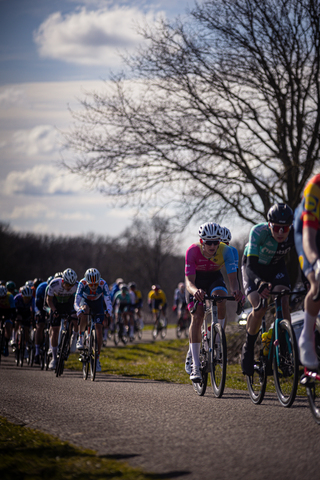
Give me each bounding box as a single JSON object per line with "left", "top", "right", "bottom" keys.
{"left": 21, "top": 285, "right": 32, "bottom": 297}
{"left": 0, "top": 285, "right": 7, "bottom": 297}
{"left": 85, "top": 268, "right": 101, "bottom": 284}
{"left": 62, "top": 268, "right": 77, "bottom": 285}
{"left": 221, "top": 227, "right": 232, "bottom": 244}
{"left": 198, "top": 222, "right": 223, "bottom": 241}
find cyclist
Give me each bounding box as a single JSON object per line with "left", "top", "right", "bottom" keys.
{"left": 294, "top": 174, "right": 320, "bottom": 369}
{"left": 114, "top": 284, "right": 134, "bottom": 340}
{"left": 0, "top": 285, "right": 15, "bottom": 356}
{"left": 185, "top": 222, "right": 243, "bottom": 382}
{"left": 148, "top": 284, "right": 167, "bottom": 327}
{"left": 110, "top": 277, "right": 124, "bottom": 302}
{"left": 173, "top": 282, "right": 188, "bottom": 326}
{"left": 14, "top": 285, "right": 35, "bottom": 359}
{"left": 128, "top": 282, "right": 143, "bottom": 329}
{"left": 33, "top": 276, "right": 52, "bottom": 364}
{"left": 240, "top": 203, "right": 295, "bottom": 376}
{"left": 75, "top": 268, "right": 112, "bottom": 372}
{"left": 46, "top": 268, "right": 78, "bottom": 370}
{"left": 6, "top": 280, "right": 17, "bottom": 296}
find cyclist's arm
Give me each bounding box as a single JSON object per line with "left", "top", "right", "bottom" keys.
{"left": 302, "top": 225, "right": 319, "bottom": 267}
{"left": 185, "top": 274, "right": 205, "bottom": 302}
{"left": 246, "top": 255, "right": 263, "bottom": 285}
{"left": 47, "top": 295, "right": 56, "bottom": 313}
{"left": 227, "top": 272, "right": 242, "bottom": 302}
{"left": 103, "top": 284, "right": 113, "bottom": 315}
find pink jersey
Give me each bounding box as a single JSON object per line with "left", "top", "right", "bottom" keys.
{"left": 185, "top": 243, "right": 237, "bottom": 276}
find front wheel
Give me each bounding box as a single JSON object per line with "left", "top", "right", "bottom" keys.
{"left": 90, "top": 329, "right": 97, "bottom": 381}
{"left": 160, "top": 318, "right": 167, "bottom": 339}
{"left": 56, "top": 332, "right": 66, "bottom": 377}
{"left": 305, "top": 379, "right": 320, "bottom": 425}
{"left": 273, "top": 319, "right": 299, "bottom": 408}
{"left": 193, "top": 341, "right": 208, "bottom": 396}
{"left": 210, "top": 323, "right": 227, "bottom": 398}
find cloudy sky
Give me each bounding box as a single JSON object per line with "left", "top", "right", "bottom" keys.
{"left": 0, "top": 0, "right": 202, "bottom": 253}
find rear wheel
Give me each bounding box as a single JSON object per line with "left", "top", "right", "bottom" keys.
{"left": 82, "top": 332, "right": 89, "bottom": 380}
{"left": 210, "top": 323, "right": 227, "bottom": 398}
{"left": 90, "top": 329, "right": 97, "bottom": 381}
{"left": 56, "top": 332, "right": 66, "bottom": 377}
{"left": 176, "top": 321, "right": 182, "bottom": 338}
{"left": 160, "top": 317, "right": 167, "bottom": 339}
{"left": 273, "top": 319, "right": 299, "bottom": 407}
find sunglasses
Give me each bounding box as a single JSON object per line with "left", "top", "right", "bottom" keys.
{"left": 271, "top": 224, "right": 291, "bottom": 233}
{"left": 204, "top": 240, "right": 220, "bottom": 246}
{"left": 89, "top": 282, "right": 99, "bottom": 288}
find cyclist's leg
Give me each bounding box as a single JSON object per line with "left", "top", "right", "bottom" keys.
{"left": 209, "top": 274, "right": 228, "bottom": 328}
{"left": 189, "top": 301, "right": 204, "bottom": 380}
{"left": 35, "top": 314, "right": 45, "bottom": 363}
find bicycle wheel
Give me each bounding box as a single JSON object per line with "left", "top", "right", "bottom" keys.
{"left": 176, "top": 320, "right": 182, "bottom": 338}
{"left": 246, "top": 335, "right": 267, "bottom": 405}
{"left": 82, "top": 332, "right": 89, "bottom": 380}
{"left": 305, "top": 379, "right": 320, "bottom": 424}
{"left": 90, "top": 329, "right": 98, "bottom": 381}
{"left": 152, "top": 324, "right": 158, "bottom": 340}
{"left": 210, "top": 323, "right": 227, "bottom": 398}
{"left": 193, "top": 340, "right": 208, "bottom": 396}
{"left": 273, "top": 319, "right": 299, "bottom": 407}
{"left": 56, "top": 332, "right": 66, "bottom": 377}
{"left": 160, "top": 318, "right": 167, "bottom": 339}
{"left": 114, "top": 323, "right": 120, "bottom": 346}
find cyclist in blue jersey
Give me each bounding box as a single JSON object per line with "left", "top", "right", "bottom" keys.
{"left": 240, "top": 203, "right": 295, "bottom": 375}
{"left": 74, "top": 268, "right": 112, "bottom": 372}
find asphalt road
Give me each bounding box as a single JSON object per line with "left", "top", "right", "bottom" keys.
{"left": 1, "top": 335, "right": 319, "bottom": 480}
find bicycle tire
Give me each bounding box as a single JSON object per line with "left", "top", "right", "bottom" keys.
{"left": 246, "top": 336, "right": 267, "bottom": 405}
{"left": 114, "top": 323, "right": 120, "bottom": 346}
{"left": 305, "top": 380, "right": 320, "bottom": 424}
{"left": 273, "top": 319, "right": 299, "bottom": 407}
{"left": 193, "top": 338, "right": 208, "bottom": 396}
{"left": 90, "top": 328, "right": 97, "bottom": 381}
{"left": 19, "top": 333, "right": 25, "bottom": 368}
{"left": 56, "top": 332, "right": 66, "bottom": 377}
{"left": 210, "top": 323, "right": 227, "bottom": 398}
{"left": 160, "top": 319, "right": 167, "bottom": 339}
{"left": 138, "top": 327, "right": 143, "bottom": 340}
{"left": 176, "top": 322, "right": 182, "bottom": 338}
{"left": 152, "top": 324, "right": 158, "bottom": 340}
{"left": 82, "top": 331, "right": 89, "bottom": 380}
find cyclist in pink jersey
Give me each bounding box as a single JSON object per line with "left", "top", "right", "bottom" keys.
{"left": 185, "top": 222, "right": 243, "bottom": 382}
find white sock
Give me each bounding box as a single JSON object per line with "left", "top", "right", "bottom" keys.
{"left": 190, "top": 343, "right": 201, "bottom": 367}
{"left": 301, "top": 312, "right": 317, "bottom": 343}
{"left": 52, "top": 346, "right": 58, "bottom": 361}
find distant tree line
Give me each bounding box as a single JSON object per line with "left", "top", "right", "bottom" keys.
{"left": 0, "top": 218, "right": 186, "bottom": 310}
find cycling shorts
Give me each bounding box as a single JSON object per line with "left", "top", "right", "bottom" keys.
{"left": 151, "top": 299, "right": 167, "bottom": 313}
{"left": 186, "top": 270, "right": 227, "bottom": 311}
{"left": 294, "top": 201, "right": 320, "bottom": 277}
{"left": 241, "top": 256, "right": 291, "bottom": 296}
{"left": 80, "top": 297, "right": 105, "bottom": 325}
{"left": 50, "top": 297, "right": 75, "bottom": 327}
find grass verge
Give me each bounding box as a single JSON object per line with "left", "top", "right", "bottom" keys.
{"left": 0, "top": 416, "right": 171, "bottom": 480}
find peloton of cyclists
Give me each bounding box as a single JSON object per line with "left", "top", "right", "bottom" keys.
{"left": 74, "top": 268, "right": 113, "bottom": 372}
{"left": 113, "top": 284, "right": 135, "bottom": 340}
{"left": 240, "top": 203, "right": 295, "bottom": 376}
{"left": 185, "top": 222, "right": 243, "bottom": 382}
{"left": 294, "top": 174, "right": 320, "bottom": 370}
{"left": 46, "top": 268, "right": 78, "bottom": 370}
{"left": 148, "top": 284, "right": 167, "bottom": 327}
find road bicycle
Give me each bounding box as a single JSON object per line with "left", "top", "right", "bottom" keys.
{"left": 56, "top": 313, "right": 75, "bottom": 377}
{"left": 79, "top": 312, "right": 99, "bottom": 381}
{"left": 191, "top": 294, "right": 236, "bottom": 398}
{"left": 26, "top": 323, "right": 36, "bottom": 367}
{"left": 152, "top": 308, "right": 167, "bottom": 340}
{"left": 176, "top": 305, "right": 190, "bottom": 339}
{"left": 133, "top": 309, "right": 143, "bottom": 340}
{"left": 246, "top": 289, "right": 304, "bottom": 408}
{"left": 39, "top": 316, "right": 51, "bottom": 370}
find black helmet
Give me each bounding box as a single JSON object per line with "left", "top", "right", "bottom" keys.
{"left": 267, "top": 203, "right": 293, "bottom": 225}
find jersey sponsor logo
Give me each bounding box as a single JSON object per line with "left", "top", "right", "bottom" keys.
{"left": 305, "top": 194, "right": 318, "bottom": 213}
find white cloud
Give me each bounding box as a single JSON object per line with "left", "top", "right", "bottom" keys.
{"left": 3, "top": 165, "right": 84, "bottom": 196}
{"left": 0, "top": 86, "right": 24, "bottom": 108}
{"left": 33, "top": 6, "right": 162, "bottom": 67}
{"left": 12, "top": 125, "right": 61, "bottom": 157}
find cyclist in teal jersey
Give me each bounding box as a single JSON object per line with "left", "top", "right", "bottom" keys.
{"left": 240, "top": 203, "right": 295, "bottom": 376}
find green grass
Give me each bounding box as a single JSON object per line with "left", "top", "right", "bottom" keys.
{"left": 0, "top": 417, "right": 165, "bottom": 480}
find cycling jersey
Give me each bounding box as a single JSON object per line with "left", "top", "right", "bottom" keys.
{"left": 14, "top": 293, "right": 35, "bottom": 322}
{"left": 74, "top": 278, "right": 112, "bottom": 315}
{"left": 173, "top": 288, "right": 186, "bottom": 307}
{"left": 148, "top": 289, "right": 167, "bottom": 304}
{"left": 114, "top": 291, "right": 132, "bottom": 306}
{"left": 130, "top": 289, "right": 143, "bottom": 308}
{"left": 244, "top": 222, "right": 294, "bottom": 266}
{"left": 294, "top": 174, "right": 320, "bottom": 276}
{"left": 185, "top": 242, "right": 237, "bottom": 277}
{"left": 0, "top": 292, "right": 15, "bottom": 310}
{"left": 47, "top": 278, "right": 78, "bottom": 303}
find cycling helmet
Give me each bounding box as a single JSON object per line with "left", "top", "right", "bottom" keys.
{"left": 152, "top": 284, "right": 160, "bottom": 291}
{"left": 21, "top": 285, "right": 32, "bottom": 297}
{"left": 178, "top": 282, "right": 185, "bottom": 290}
{"left": 47, "top": 275, "right": 54, "bottom": 284}
{"left": 25, "top": 280, "right": 34, "bottom": 287}
{"left": 128, "top": 282, "right": 136, "bottom": 289}
{"left": 85, "top": 268, "right": 100, "bottom": 284}
{"left": 198, "top": 222, "right": 223, "bottom": 241}
{"left": 0, "top": 285, "right": 7, "bottom": 297}
{"left": 221, "top": 227, "right": 232, "bottom": 244}
{"left": 267, "top": 203, "right": 293, "bottom": 225}
{"left": 120, "top": 284, "right": 128, "bottom": 291}
{"left": 33, "top": 278, "right": 43, "bottom": 289}
{"left": 62, "top": 268, "right": 77, "bottom": 285}
{"left": 6, "top": 281, "right": 16, "bottom": 292}
{"left": 116, "top": 277, "right": 124, "bottom": 285}
{"left": 54, "top": 272, "right": 63, "bottom": 278}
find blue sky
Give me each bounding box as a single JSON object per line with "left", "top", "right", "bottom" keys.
{"left": 0, "top": 0, "right": 204, "bottom": 253}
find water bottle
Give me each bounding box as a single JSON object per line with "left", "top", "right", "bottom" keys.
{"left": 261, "top": 328, "right": 273, "bottom": 356}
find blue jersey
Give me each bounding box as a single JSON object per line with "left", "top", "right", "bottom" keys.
{"left": 74, "top": 278, "right": 112, "bottom": 315}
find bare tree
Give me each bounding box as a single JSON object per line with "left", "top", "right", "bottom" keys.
{"left": 65, "top": 0, "right": 320, "bottom": 228}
